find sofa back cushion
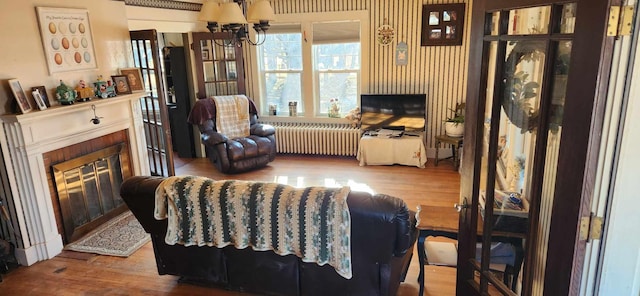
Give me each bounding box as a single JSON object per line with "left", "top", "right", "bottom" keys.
{"left": 154, "top": 175, "right": 354, "bottom": 279}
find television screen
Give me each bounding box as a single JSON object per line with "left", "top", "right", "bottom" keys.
{"left": 360, "top": 94, "right": 426, "bottom": 131}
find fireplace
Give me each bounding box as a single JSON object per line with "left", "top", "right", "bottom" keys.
{"left": 48, "top": 138, "right": 132, "bottom": 243}
{"left": 0, "top": 93, "right": 150, "bottom": 266}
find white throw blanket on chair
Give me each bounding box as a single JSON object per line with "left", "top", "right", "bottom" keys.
{"left": 212, "top": 95, "right": 250, "bottom": 139}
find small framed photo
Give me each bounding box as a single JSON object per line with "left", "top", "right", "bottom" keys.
{"left": 119, "top": 68, "right": 144, "bottom": 91}
{"left": 421, "top": 3, "right": 465, "bottom": 46}
{"left": 429, "top": 29, "right": 442, "bottom": 39}
{"left": 444, "top": 11, "right": 457, "bottom": 22}
{"left": 429, "top": 12, "right": 440, "bottom": 25}
{"left": 8, "top": 79, "right": 32, "bottom": 114}
{"left": 111, "top": 75, "right": 132, "bottom": 95}
{"left": 31, "top": 86, "right": 51, "bottom": 107}
{"left": 445, "top": 26, "right": 457, "bottom": 39}
{"left": 32, "top": 89, "right": 48, "bottom": 110}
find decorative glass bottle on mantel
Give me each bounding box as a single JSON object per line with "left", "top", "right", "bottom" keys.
{"left": 328, "top": 98, "right": 341, "bottom": 118}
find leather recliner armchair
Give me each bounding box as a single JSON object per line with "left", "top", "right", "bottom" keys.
{"left": 187, "top": 97, "right": 276, "bottom": 174}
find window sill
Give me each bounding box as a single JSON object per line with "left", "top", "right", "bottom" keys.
{"left": 259, "top": 115, "right": 350, "bottom": 124}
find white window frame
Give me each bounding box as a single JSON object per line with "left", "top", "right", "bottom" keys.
{"left": 257, "top": 30, "right": 304, "bottom": 115}
{"left": 313, "top": 40, "right": 361, "bottom": 117}
{"left": 249, "top": 10, "right": 370, "bottom": 121}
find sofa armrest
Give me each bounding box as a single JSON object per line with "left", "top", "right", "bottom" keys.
{"left": 375, "top": 194, "right": 417, "bottom": 257}
{"left": 395, "top": 209, "right": 417, "bottom": 257}
{"left": 250, "top": 123, "right": 276, "bottom": 137}
{"left": 120, "top": 176, "right": 166, "bottom": 234}
{"left": 201, "top": 130, "right": 228, "bottom": 146}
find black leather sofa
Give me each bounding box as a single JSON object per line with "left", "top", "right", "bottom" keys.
{"left": 187, "top": 97, "right": 276, "bottom": 174}
{"left": 120, "top": 176, "right": 418, "bottom": 296}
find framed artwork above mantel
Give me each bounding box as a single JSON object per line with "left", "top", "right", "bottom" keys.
{"left": 35, "top": 7, "right": 98, "bottom": 74}
{"left": 421, "top": 3, "right": 465, "bottom": 46}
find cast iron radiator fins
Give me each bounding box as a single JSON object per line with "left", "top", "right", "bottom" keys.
{"left": 263, "top": 122, "right": 360, "bottom": 156}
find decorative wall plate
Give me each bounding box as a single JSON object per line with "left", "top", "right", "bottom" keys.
{"left": 377, "top": 24, "right": 395, "bottom": 46}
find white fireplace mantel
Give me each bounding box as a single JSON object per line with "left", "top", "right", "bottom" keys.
{"left": 0, "top": 92, "right": 150, "bottom": 265}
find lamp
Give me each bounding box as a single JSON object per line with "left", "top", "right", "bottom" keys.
{"left": 199, "top": 0, "right": 275, "bottom": 46}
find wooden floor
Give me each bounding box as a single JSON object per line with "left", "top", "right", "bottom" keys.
{"left": 1, "top": 155, "right": 461, "bottom": 295}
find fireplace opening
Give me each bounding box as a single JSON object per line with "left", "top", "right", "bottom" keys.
{"left": 52, "top": 143, "right": 129, "bottom": 243}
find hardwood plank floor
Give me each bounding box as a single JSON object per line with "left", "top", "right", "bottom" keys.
{"left": 1, "top": 155, "right": 461, "bottom": 295}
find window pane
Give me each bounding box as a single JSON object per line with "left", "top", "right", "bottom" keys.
{"left": 314, "top": 43, "right": 360, "bottom": 70}
{"left": 318, "top": 72, "right": 358, "bottom": 116}
{"left": 488, "top": 12, "right": 500, "bottom": 35}
{"left": 264, "top": 72, "right": 302, "bottom": 114}
{"left": 559, "top": 3, "right": 577, "bottom": 34}
{"left": 314, "top": 42, "right": 360, "bottom": 116}
{"left": 260, "top": 33, "right": 302, "bottom": 70}
{"left": 508, "top": 6, "right": 551, "bottom": 35}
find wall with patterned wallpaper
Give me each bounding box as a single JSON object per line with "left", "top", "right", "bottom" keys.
{"left": 125, "top": 0, "right": 472, "bottom": 151}
{"left": 243, "top": 0, "right": 472, "bottom": 149}
{"left": 121, "top": 0, "right": 472, "bottom": 150}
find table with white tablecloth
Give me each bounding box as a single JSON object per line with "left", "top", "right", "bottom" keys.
{"left": 357, "top": 134, "right": 427, "bottom": 168}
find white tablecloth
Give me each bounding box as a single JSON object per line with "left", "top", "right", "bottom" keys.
{"left": 357, "top": 135, "right": 427, "bottom": 168}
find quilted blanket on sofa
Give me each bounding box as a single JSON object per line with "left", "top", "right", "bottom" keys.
{"left": 154, "top": 175, "right": 353, "bottom": 279}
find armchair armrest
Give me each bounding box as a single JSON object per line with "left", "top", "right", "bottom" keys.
{"left": 201, "top": 130, "right": 228, "bottom": 146}
{"left": 250, "top": 123, "right": 276, "bottom": 137}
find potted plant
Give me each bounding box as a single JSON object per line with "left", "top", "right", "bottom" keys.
{"left": 444, "top": 104, "right": 465, "bottom": 137}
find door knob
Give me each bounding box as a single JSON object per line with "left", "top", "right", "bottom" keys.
{"left": 454, "top": 198, "right": 469, "bottom": 212}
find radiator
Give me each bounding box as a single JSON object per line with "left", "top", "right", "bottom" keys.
{"left": 264, "top": 122, "right": 360, "bottom": 156}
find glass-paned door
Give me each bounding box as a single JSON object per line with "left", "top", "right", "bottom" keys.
{"left": 130, "top": 30, "right": 175, "bottom": 177}
{"left": 457, "top": 1, "right": 613, "bottom": 295}
{"left": 191, "top": 32, "right": 245, "bottom": 98}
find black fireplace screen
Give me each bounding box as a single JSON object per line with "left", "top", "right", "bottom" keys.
{"left": 53, "top": 143, "right": 127, "bottom": 242}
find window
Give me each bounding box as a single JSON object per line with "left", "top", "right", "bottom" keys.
{"left": 258, "top": 31, "right": 303, "bottom": 115}
{"left": 314, "top": 42, "right": 360, "bottom": 117}
{"left": 254, "top": 12, "right": 367, "bottom": 118}
{"left": 313, "top": 20, "right": 360, "bottom": 117}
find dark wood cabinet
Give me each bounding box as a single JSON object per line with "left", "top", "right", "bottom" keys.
{"left": 164, "top": 46, "right": 195, "bottom": 158}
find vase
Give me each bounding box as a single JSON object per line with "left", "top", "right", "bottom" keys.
{"left": 444, "top": 122, "right": 464, "bottom": 137}
{"left": 328, "top": 101, "right": 341, "bottom": 118}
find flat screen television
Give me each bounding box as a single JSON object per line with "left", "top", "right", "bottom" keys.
{"left": 360, "top": 94, "right": 426, "bottom": 132}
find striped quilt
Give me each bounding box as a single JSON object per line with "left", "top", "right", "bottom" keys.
{"left": 154, "top": 175, "right": 353, "bottom": 279}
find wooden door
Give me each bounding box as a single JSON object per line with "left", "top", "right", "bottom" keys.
{"left": 457, "top": 1, "right": 615, "bottom": 295}
{"left": 191, "top": 32, "right": 245, "bottom": 98}
{"left": 130, "top": 30, "right": 175, "bottom": 177}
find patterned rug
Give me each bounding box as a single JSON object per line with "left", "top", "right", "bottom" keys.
{"left": 64, "top": 211, "right": 150, "bottom": 257}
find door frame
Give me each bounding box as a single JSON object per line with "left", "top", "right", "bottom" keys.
{"left": 457, "top": 0, "right": 617, "bottom": 294}
{"left": 589, "top": 4, "right": 640, "bottom": 293}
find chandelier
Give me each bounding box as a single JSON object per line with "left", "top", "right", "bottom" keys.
{"left": 198, "top": 0, "right": 275, "bottom": 46}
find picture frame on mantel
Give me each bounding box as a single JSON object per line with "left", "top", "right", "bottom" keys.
{"left": 421, "top": 3, "right": 465, "bottom": 46}
{"left": 32, "top": 89, "right": 48, "bottom": 111}
{"left": 35, "top": 7, "right": 98, "bottom": 74}
{"left": 111, "top": 75, "right": 132, "bottom": 95}
{"left": 31, "top": 86, "right": 51, "bottom": 107}
{"left": 119, "top": 68, "right": 144, "bottom": 91}
{"left": 8, "top": 79, "right": 32, "bottom": 114}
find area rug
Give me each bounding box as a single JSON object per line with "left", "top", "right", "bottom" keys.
{"left": 64, "top": 211, "right": 150, "bottom": 257}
